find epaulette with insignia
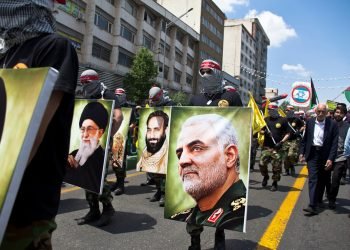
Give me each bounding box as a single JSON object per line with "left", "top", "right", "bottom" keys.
{"left": 231, "top": 197, "right": 246, "bottom": 211}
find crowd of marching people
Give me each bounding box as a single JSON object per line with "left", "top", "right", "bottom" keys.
{"left": 0, "top": 1, "right": 349, "bottom": 249}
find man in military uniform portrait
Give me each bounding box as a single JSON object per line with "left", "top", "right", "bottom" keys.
{"left": 172, "top": 114, "right": 246, "bottom": 233}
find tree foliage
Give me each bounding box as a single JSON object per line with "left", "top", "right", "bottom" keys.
{"left": 124, "top": 47, "right": 158, "bottom": 104}
{"left": 170, "top": 91, "right": 189, "bottom": 106}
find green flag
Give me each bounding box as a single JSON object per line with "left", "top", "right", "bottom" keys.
{"left": 310, "top": 78, "right": 319, "bottom": 108}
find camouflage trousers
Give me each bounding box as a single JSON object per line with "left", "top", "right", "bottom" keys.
{"left": 86, "top": 179, "right": 113, "bottom": 206}
{"left": 259, "top": 147, "right": 283, "bottom": 181}
{"left": 0, "top": 219, "right": 57, "bottom": 250}
{"left": 282, "top": 139, "right": 300, "bottom": 171}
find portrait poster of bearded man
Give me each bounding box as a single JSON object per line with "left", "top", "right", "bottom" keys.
{"left": 0, "top": 68, "right": 56, "bottom": 236}
{"left": 164, "top": 107, "right": 251, "bottom": 232}
{"left": 136, "top": 107, "right": 172, "bottom": 175}
{"left": 64, "top": 99, "right": 114, "bottom": 194}
{"left": 111, "top": 107, "right": 132, "bottom": 169}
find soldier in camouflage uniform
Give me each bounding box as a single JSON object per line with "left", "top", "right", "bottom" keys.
{"left": 282, "top": 110, "right": 304, "bottom": 176}
{"left": 259, "top": 103, "right": 290, "bottom": 191}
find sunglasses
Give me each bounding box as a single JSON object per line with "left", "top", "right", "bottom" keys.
{"left": 200, "top": 68, "right": 213, "bottom": 75}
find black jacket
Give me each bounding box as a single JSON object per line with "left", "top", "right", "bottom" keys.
{"left": 299, "top": 117, "right": 339, "bottom": 162}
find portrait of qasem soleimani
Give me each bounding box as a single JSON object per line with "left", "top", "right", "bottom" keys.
{"left": 64, "top": 100, "right": 113, "bottom": 194}
{"left": 136, "top": 108, "right": 171, "bottom": 174}
{"left": 165, "top": 107, "right": 251, "bottom": 232}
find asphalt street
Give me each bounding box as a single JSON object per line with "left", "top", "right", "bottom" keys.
{"left": 53, "top": 157, "right": 350, "bottom": 250}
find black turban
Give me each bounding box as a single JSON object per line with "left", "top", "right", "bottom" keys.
{"left": 79, "top": 102, "right": 108, "bottom": 131}
{"left": 0, "top": 77, "right": 6, "bottom": 143}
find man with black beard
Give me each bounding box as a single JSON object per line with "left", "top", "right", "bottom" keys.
{"left": 137, "top": 110, "right": 169, "bottom": 206}
{"left": 259, "top": 102, "right": 290, "bottom": 191}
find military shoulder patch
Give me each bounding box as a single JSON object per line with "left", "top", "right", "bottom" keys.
{"left": 231, "top": 198, "right": 246, "bottom": 211}
{"left": 207, "top": 208, "right": 224, "bottom": 223}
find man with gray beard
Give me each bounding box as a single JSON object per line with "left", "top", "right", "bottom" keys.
{"left": 172, "top": 114, "right": 246, "bottom": 249}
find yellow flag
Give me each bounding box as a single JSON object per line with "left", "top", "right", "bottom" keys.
{"left": 278, "top": 107, "right": 286, "bottom": 117}
{"left": 264, "top": 98, "right": 270, "bottom": 117}
{"left": 247, "top": 92, "right": 266, "bottom": 135}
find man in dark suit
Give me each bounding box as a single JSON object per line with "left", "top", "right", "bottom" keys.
{"left": 299, "top": 103, "right": 338, "bottom": 215}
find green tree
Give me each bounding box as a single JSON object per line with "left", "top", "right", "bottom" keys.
{"left": 124, "top": 47, "right": 158, "bottom": 104}
{"left": 169, "top": 91, "right": 189, "bottom": 106}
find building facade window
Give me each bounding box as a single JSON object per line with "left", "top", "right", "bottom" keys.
{"left": 120, "top": 21, "right": 136, "bottom": 43}
{"left": 174, "top": 69, "right": 181, "bottom": 83}
{"left": 94, "top": 8, "right": 113, "bottom": 33}
{"left": 123, "top": 0, "right": 137, "bottom": 17}
{"left": 118, "top": 47, "right": 134, "bottom": 67}
{"left": 105, "top": 0, "right": 115, "bottom": 5}
{"left": 175, "top": 49, "right": 183, "bottom": 63}
{"left": 92, "top": 43, "right": 111, "bottom": 62}
{"left": 186, "top": 73, "right": 192, "bottom": 85}
{"left": 164, "top": 66, "right": 169, "bottom": 80}
{"left": 143, "top": 32, "right": 155, "bottom": 50}
{"left": 186, "top": 55, "right": 194, "bottom": 69}
{"left": 144, "top": 10, "right": 156, "bottom": 28}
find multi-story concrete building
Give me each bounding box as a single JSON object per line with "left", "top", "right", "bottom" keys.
{"left": 55, "top": 0, "right": 199, "bottom": 96}
{"left": 157, "top": 0, "right": 225, "bottom": 93}
{"left": 223, "top": 18, "right": 269, "bottom": 105}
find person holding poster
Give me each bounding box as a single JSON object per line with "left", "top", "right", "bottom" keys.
{"left": 65, "top": 102, "right": 109, "bottom": 194}
{"left": 184, "top": 59, "right": 243, "bottom": 250}
{"left": 0, "top": 0, "right": 78, "bottom": 249}
{"left": 75, "top": 70, "right": 123, "bottom": 227}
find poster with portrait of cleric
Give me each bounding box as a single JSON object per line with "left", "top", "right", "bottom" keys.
{"left": 0, "top": 68, "right": 56, "bottom": 240}
{"left": 165, "top": 107, "right": 251, "bottom": 232}
{"left": 64, "top": 99, "right": 114, "bottom": 194}
{"left": 111, "top": 107, "right": 132, "bottom": 171}
{"left": 136, "top": 107, "right": 172, "bottom": 174}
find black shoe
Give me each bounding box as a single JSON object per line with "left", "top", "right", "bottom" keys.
{"left": 303, "top": 206, "right": 318, "bottom": 215}
{"left": 270, "top": 181, "right": 278, "bottom": 191}
{"left": 95, "top": 203, "right": 115, "bottom": 227}
{"left": 317, "top": 202, "right": 325, "bottom": 209}
{"left": 140, "top": 179, "right": 155, "bottom": 186}
{"left": 262, "top": 176, "right": 269, "bottom": 187}
{"left": 188, "top": 235, "right": 201, "bottom": 250}
{"left": 340, "top": 177, "right": 346, "bottom": 185}
{"left": 282, "top": 171, "right": 290, "bottom": 176}
{"left": 150, "top": 189, "right": 161, "bottom": 202}
{"left": 159, "top": 194, "right": 165, "bottom": 207}
{"left": 214, "top": 229, "right": 225, "bottom": 250}
{"left": 114, "top": 187, "right": 124, "bottom": 196}
{"left": 110, "top": 182, "right": 118, "bottom": 192}
{"left": 76, "top": 209, "right": 101, "bottom": 225}
{"left": 290, "top": 167, "right": 296, "bottom": 176}
{"left": 328, "top": 201, "right": 336, "bottom": 210}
